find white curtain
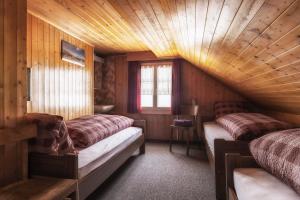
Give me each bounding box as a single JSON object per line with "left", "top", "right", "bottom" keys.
{"left": 157, "top": 64, "right": 172, "bottom": 95}
{"left": 141, "top": 66, "right": 154, "bottom": 95}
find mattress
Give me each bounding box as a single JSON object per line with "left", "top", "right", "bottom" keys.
{"left": 203, "top": 122, "right": 234, "bottom": 157}
{"left": 234, "top": 168, "right": 299, "bottom": 200}
{"left": 78, "top": 127, "right": 143, "bottom": 178}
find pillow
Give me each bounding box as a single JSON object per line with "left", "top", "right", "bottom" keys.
{"left": 214, "top": 101, "right": 250, "bottom": 119}
{"left": 216, "top": 113, "right": 292, "bottom": 140}
{"left": 25, "top": 113, "right": 76, "bottom": 155}
{"left": 250, "top": 128, "right": 300, "bottom": 195}
{"left": 57, "top": 120, "right": 77, "bottom": 154}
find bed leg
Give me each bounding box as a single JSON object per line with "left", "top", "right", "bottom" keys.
{"left": 139, "top": 143, "right": 145, "bottom": 154}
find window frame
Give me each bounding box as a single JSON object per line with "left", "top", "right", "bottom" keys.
{"left": 140, "top": 61, "right": 172, "bottom": 115}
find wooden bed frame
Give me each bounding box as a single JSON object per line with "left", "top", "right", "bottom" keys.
{"left": 29, "top": 120, "right": 146, "bottom": 200}
{"left": 201, "top": 118, "right": 250, "bottom": 200}
{"left": 214, "top": 139, "right": 250, "bottom": 200}
{"left": 225, "top": 153, "right": 259, "bottom": 200}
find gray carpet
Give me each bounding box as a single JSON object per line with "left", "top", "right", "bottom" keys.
{"left": 87, "top": 143, "right": 215, "bottom": 200}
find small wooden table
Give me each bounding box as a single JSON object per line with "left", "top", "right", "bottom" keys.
{"left": 169, "top": 125, "right": 194, "bottom": 156}
{"left": 0, "top": 177, "right": 78, "bottom": 200}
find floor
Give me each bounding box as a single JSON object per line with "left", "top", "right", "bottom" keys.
{"left": 87, "top": 142, "right": 215, "bottom": 200}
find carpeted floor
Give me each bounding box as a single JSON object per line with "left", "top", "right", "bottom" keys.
{"left": 87, "top": 143, "right": 215, "bottom": 200}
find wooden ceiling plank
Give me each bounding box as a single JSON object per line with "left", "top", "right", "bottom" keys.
{"left": 28, "top": 0, "right": 119, "bottom": 52}
{"left": 248, "top": 26, "right": 300, "bottom": 64}
{"left": 149, "top": 0, "right": 178, "bottom": 56}
{"left": 59, "top": 0, "right": 129, "bottom": 51}
{"left": 175, "top": 0, "right": 189, "bottom": 58}
{"left": 194, "top": 0, "right": 208, "bottom": 66}
{"left": 206, "top": 0, "right": 242, "bottom": 67}
{"left": 244, "top": 80, "right": 300, "bottom": 92}
{"left": 138, "top": 0, "right": 175, "bottom": 56}
{"left": 215, "top": 0, "right": 294, "bottom": 69}
{"left": 128, "top": 0, "right": 170, "bottom": 55}
{"left": 185, "top": 0, "right": 196, "bottom": 61}
{"left": 110, "top": 0, "right": 167, "bottom": 56}
{"left": 93, "top": 0, "right": 148, "bottom": 50}
{"left": 158, "top": 0, "right": 181, "bottom": 53}
{"left": 223, "top": 0, "right": 300, "bottom": 78}
{"left": 239, "top": 44, "right": 300, "bottom": 80}
{"left": 74, "top": 0, "right": 146, "bottom": 50}
{"left": 108, "top": 0, "right": 159, "bottom": 53}
{"left": 231, "top": 25, "right": 300, "bottom": 81}
{"left": 161, "top": 0, "right": 185, "bottom": 55}
{"left": 200, "top": 0, "right": 224, "bottom": 64}
{"left": 209, "top": 0, "right": 265, "bottom": 68}
{"left": 235, "top": 42, "right": 300, "bottom": 83}
{"left": 241, "top": 62, "right": 300, "bottom": 88}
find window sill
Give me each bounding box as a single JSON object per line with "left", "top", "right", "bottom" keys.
{"left": 141, "top": 108, "right": 171, "bottom": 115}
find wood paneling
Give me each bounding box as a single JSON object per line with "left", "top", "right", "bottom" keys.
{"left": 0, "top": 0, "right": 27, "bottom": 186}
{"left": 28, "top": 0, "right": 300, "bottom": 116}
{"left": 27, "top": 14, "right": 94, "bottom": 120}
{"left": 266, "top": 111, "right": 300, "bottom": 126}
{"left": 27, "top": 0, "right": 147, "bottom": 53}
{"left": 110, "top": 53, "right": 244, "bottom": 140}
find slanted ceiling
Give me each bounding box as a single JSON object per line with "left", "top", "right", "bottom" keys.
{"left": 28, "top": 0, "right": 300, "bottom": 114}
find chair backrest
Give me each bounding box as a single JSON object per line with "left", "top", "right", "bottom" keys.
{"left": 179, "top": 105, "right": 199, "bottom": 122}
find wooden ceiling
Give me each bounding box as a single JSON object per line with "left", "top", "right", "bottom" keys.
{"left": 28, "top": 0, "right": 300, "bottom": 114}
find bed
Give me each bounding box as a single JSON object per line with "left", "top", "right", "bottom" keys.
{"left": 27, "top": 114, "right": 146, "bottom": 200}
{"left": 225, "top": 154, "right": 300, "bottom": 200}
{"left": 203, "top": 121, "right": 249, "bottom": 200}
{"left": 202, "top": 101, "right": 292, "bottom": 200}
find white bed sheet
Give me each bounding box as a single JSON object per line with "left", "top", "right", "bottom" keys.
{"left": 78, "top": 127, "right": 142, "bottom": 178}
{"left": 203, "top": 121, "right": 234, "bottom": 157}
{"left": 234, "top": 168, "right": 299, "bottom": 200}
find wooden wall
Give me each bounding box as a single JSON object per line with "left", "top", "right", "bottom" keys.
{"left": 27, "top": 14, "right": 94, "bottom": 120}
{"left": 108, "top": 53, "right": 245, "bottom": 141}
{"left": 0, "top": 0, "right": 27, "bottom": 186}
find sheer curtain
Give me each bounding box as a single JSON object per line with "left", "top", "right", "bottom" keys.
{"left": 141, "top": 65, "right": 154, "bottom": 107}
{"left": 157, "top": 65, "right": 172, "bottom": 107}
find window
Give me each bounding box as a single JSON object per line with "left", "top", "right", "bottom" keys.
{"left": 141, "top": 62, "right": 172, "bottom": 113}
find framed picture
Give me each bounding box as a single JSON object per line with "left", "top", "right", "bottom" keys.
{"left": 61, "top": 40, "right": 85, "bottom": 67}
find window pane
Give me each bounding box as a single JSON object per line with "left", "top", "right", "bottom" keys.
{"left": 141, "top": 95, "right": 153, "bottom": 107}
{"left": 141, "top": 66, "right": 154, "bottom": 107}
{"left": 157, "top": 65, "right": 172, "bottom": 107}
{"left": 157, "top": 94, "right": 171, "bottom": 107}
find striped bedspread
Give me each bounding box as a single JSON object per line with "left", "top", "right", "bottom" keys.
{"left": 216, "top": 113, "right": 291, "bottom": 140}
{"left": 66, "top": 114, "right": 134, "bottom": 149}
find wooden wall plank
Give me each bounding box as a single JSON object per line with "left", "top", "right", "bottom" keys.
{"left": 0, "top": 0, "right": 4, "bottom": 127}
{"left": 0, "top": 0, "right": 4, "bottom": 188}
{"left": 27, "top": 14, "right": 94, "bottom": 120}
{"left": 0, "top": 0, "right": 27, "bottom": 187}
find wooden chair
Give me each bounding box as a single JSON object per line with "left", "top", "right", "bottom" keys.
{"left": 169, "top": 105, "right": 199, "bottom": 156}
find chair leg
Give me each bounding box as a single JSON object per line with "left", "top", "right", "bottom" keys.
{"left": 186, "top": 129, "right": 190, "bottom": 156}
{"left": 169, "top": 127, "right": 173, "bottom": 152}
